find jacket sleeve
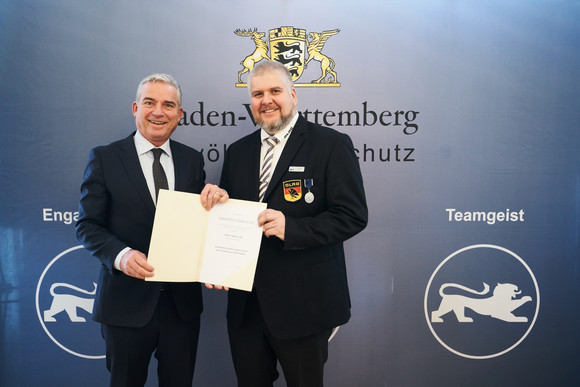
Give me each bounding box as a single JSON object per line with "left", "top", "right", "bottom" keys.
{"left": 75, "top": 147, "right": 127, "bottom": 273}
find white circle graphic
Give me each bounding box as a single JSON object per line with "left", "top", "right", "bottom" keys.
{"left": 35, "top": 245, "right": 105, "bottom": 359}
{"left": 424, "top": 244, "right": 540, "bottom": 359}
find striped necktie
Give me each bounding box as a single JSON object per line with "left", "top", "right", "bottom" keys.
{"left": 258, "top": 136, "right": 279, "bottom": 202}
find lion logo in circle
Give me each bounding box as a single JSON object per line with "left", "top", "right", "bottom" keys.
{"left": 43, "top": 282, "right": 97, "bottom": 323}
{"left": 431, "top": 282, "right": 532, "bottom": 323}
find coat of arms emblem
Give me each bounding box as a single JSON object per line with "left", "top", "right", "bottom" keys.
{"left": 283, "top": 180, "right": 302, "bottom": 202}
{"left": 235, "top": 26, "right": 340, "bottom": 87}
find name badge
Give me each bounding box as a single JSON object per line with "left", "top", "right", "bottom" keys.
{"left": 289, "top": 166, "right": 305, "bottom": 172}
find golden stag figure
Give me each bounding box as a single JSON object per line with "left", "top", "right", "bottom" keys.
{"left": 235, "top": 28, "right": 270, "bottom": 84}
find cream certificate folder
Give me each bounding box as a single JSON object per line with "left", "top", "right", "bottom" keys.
{"left": 145, "top": 189, "right": 266, "bottom": 291}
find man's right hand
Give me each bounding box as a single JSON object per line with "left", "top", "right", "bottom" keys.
{"left": 120, "top": 249, "right": 155, "bottom": 279}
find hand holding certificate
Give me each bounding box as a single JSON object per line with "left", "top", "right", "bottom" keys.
{"left": 145, "top": 189, "right": 266, "bottom": 291}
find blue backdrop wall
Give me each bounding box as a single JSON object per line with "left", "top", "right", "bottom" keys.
{"left": 1, "top": 0, "right": 579, "bottom": 385}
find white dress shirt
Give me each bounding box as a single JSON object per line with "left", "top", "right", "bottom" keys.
{"left": 114, "top": 131, "right": 176, "bottom": 270}
{"left": 259, "top": 113, "right": 298, "bottom": 178}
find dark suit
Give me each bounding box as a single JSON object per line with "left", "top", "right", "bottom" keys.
{"left": 76, "top": 133, "right": 205, "bottom": 385}
{"left": 220, "top": 115, "right": 368, "bottom": 385}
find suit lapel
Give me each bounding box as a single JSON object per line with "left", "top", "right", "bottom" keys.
{"left": 170, "top": 140, "right": 186, "bottom": 191}
{"left": 118, "top": 134, "right": 156, "bottom": 215}
{"left": 263, "top": 116, "right": 307, "bottom": 202}
{"left": 248, "top": 131, "right": 262, "bottom": 200}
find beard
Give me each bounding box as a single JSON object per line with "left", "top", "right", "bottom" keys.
{"left": 256, "top": 111, "right": 294, "bottom": 135}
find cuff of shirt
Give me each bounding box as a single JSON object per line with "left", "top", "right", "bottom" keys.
{"left": 114, "top": 247, "right": 132, "bottom": 271}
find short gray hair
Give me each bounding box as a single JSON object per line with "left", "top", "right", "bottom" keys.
{"left": 136, "top": 73, "right": 182, "bottom": 107}
{"left": 247, "top": 60, "right": 294, "bottom": 93}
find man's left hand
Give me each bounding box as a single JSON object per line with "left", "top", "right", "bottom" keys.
{"left": 258, "top": 209, "right": 285, "bottom": 241}
{"left": 200, "top": 184, "right": 229, "bottom": 210}
{"left": 204, "top": 283, "right": 229, "bottom": 291}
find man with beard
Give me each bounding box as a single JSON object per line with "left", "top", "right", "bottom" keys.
{"left": 213, "top": 60, "right": 368, "bottom": 387}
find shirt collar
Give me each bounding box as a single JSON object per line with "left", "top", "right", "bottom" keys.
{"left": 134, "top": 130, "right": 173, "bottom": 158}
{"left": 260, "top": 113, "right": 298, "bottom": 143}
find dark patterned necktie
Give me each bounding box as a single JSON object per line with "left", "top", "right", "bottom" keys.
{"left": 151, "top": 148, "right": 168, "bottom": 202}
